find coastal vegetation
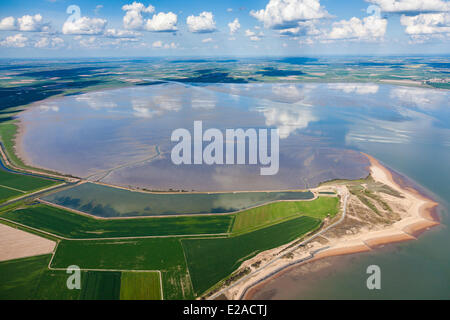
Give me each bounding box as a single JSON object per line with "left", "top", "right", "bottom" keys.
{"left": 0, "top": 195, "right": 338, "bottom": 299}
{"left": 0, "top": 167, "right": 59, "bottom": 204}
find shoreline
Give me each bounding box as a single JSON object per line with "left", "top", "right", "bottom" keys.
{"left": 240, "top": 153, "right": 440, "bottom": 300}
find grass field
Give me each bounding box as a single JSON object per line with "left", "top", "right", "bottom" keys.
{"left": 0, "top": 254, "right": 50, "bottom": 299}
{"left": 183, "top": 216, "right": 322, "bottom": 295}
{"left": 51, "top": 238, "right": 186, "bottom": 271}
{"left": 0, "top": 170, "right": 56, "bottom": 192}
{"left": 0, "top": 186, "right": 23, "bottom": 204}
{"left": 0, "top": 122, "right": 25, "bottom": 169}
{"left": 120, "top": 272, "right": 162, "bottom": 300}
{"left": 0, "top": 193, "right": 339, "bottom": 299}
{"left": 35, "top": 270, "right": 121, "bottom": 300}
{"left": 1, "top": 204, "right": 233, "bottom": 238}
{"left": 231, "top": 197, "right": 339, "bottom": 234}
{"left": 50, "top": 238, "right": 195, "bottom": 299}
{"left": 0, "top": 167, "right": 59, "bottom": 203}
{"left": 0, "top": 254, "right": 123, "bottom": 300}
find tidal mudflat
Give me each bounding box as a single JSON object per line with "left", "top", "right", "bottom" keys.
{"left": 13, "top": 82, "right": 395, "bottom": 192}
{"left": 16, "top": 81, "right": 449, "bottom": 194}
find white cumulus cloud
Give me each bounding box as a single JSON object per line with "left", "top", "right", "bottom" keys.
{"left": 35, "top": 36, "right": 64, "bottom": 48}
{"left": 145, "top": 11, "right": 178, "bottom": 32}
{"left": 62, "top": 16, "right": 107, "bottom": 35}
{"left": 366, "top": 0, "right": 449, "bottom": 13}
{"left": 400, "top": 12, "right": 450, "bottom": 34}
{"left": 0, "top": 17, "right": 17, "bottom": 30}
{"left": 327, "top": 15, "right": 387, "bottom": 40}
{"left": 186, "top": 12, "right": 216, "bottom": 33}
{"left": 250, "top": 0, "right": 330, "bottom": 29}
{"left": 104, "top": 28, "right": 141, "bottom": 38}
{"left": 0, "top": 33, "right": 28, "bottom": 47}
{"left": 122, "top": 1, "right": 155, "bottom": 30}
{"left": 0, "top": 14, "right": 50, "bottom": 32}
{"left": 278, "top": 20, "right": 320, "bottom": 36}
{"left": 18, "top": 14, "right": 49, "bottom": 32}
{"left": 228, "top": 18, "right": 240, "bottom": 34}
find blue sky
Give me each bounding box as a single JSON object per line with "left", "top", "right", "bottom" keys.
{"left": 0, "top": 0, "right": 449, "bottom": 57}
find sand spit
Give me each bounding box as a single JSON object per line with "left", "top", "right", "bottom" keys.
{"left": 208, "top": 153, "right": 440, "bottom": 300}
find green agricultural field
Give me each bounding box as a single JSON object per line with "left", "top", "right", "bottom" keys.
{"left": 35, "top": 270, "right": 121, "bottom": 300}
{"left": 232, "top": 197, "right": 339, "bottom": 234}
{"left": 0, "top": 254, "right": 50, "bottom": 299}
{"left": 0, "top": 194, "right": 338, "bottom": 299}
{"left": 0, "top": 168, "right": 59, "bottom": 203}
{"left": 183, "top": 216, "right": 322, "bottom": 295}
{"left": 0, "top": 122, "right": 25, "bottom": 169}
{"left": 50, "top": 238, "right": 195, "bottom": 300}
{"left": 0, "top": 254, "right": 122, "bottom": 300}
{"left": 50, "top": 238, "right": 187, "bottom": 271}
{"left": 0, "top": 169, "right": 58, "bottom": 192}
{"left": 0, "top": 186, "right": 23, "bottom": 204}
{"left": 120, "top": 272, "right": 161, "bottom": 300}
{"left": 1, "top": 204, "right": 233, "bottom": 238}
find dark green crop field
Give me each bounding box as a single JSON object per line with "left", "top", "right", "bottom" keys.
{"left": 0, "top": 254, "right": 50, "bottom": 299}
{"left": 0, "top": 193, "right": 338, "bottom": 299}
{"left": 35, "top": 270, "right": 121, "bottom": 300}
{"left": 0, "top": 186, "right": 22, "bottom": 204}
{"left": 50, "top": 238, "right": 187, "bottom": 271}
{"left": 1, "top": 204, "right": 233, "bottom": 238}
{"left": 183, "top": 216, "right": 322, "bottom": 295}
{"left": 0, "top": 169, "right": 59, "bottom": 203}
{"left": 0, "top": 170, "right": 56, "bottom": 192}
{"left": 49, "top": 238, "right": 194, "bottom": 299}
{"left": 0, "top": 255, "right": 121, "bottom": 300}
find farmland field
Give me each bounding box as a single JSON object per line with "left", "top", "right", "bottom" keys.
{"left": 50, "top": 238, "right": 195, "bottom": 300}
{"left": 35, "top": 270, "right": 121, "bottom": 300}
{"left": 0, "top": 165, "right": 60, "bottom": 203}
{"left": 1, "top": 204, "right": 233, "bottom": 238}
{"left": 1, "top": 196, "right": 338, "bottom": 299}
{"left": 0, "top": 122, "right": 26, "bottom": 169}
{"left": 0, "top": 186, "right": 22, "bottom": 204}
{"left": 231, "top": 197, "right": 339, "bottom": 234}
{"left": 120, "top": 272, "right": 162, "bottom": 300}
{"left": 0, "top": 254, "right": 50, "bottom": 299}
{"left": 0, "top": 254, "right": 123, "bottom": 300}
{"left": 50, "top": 238, "right": 187, "bottom": 271}
{"left": 183, "top": 216, "right": 322, "bottom": 295}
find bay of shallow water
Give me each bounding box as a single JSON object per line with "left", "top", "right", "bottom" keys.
{"left": 19, "top": 82, "right": 450, "bottom": 298}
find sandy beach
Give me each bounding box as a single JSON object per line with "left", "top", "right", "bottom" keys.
{"left": 213, "top": 152, "right": 440, "bottom": 300}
